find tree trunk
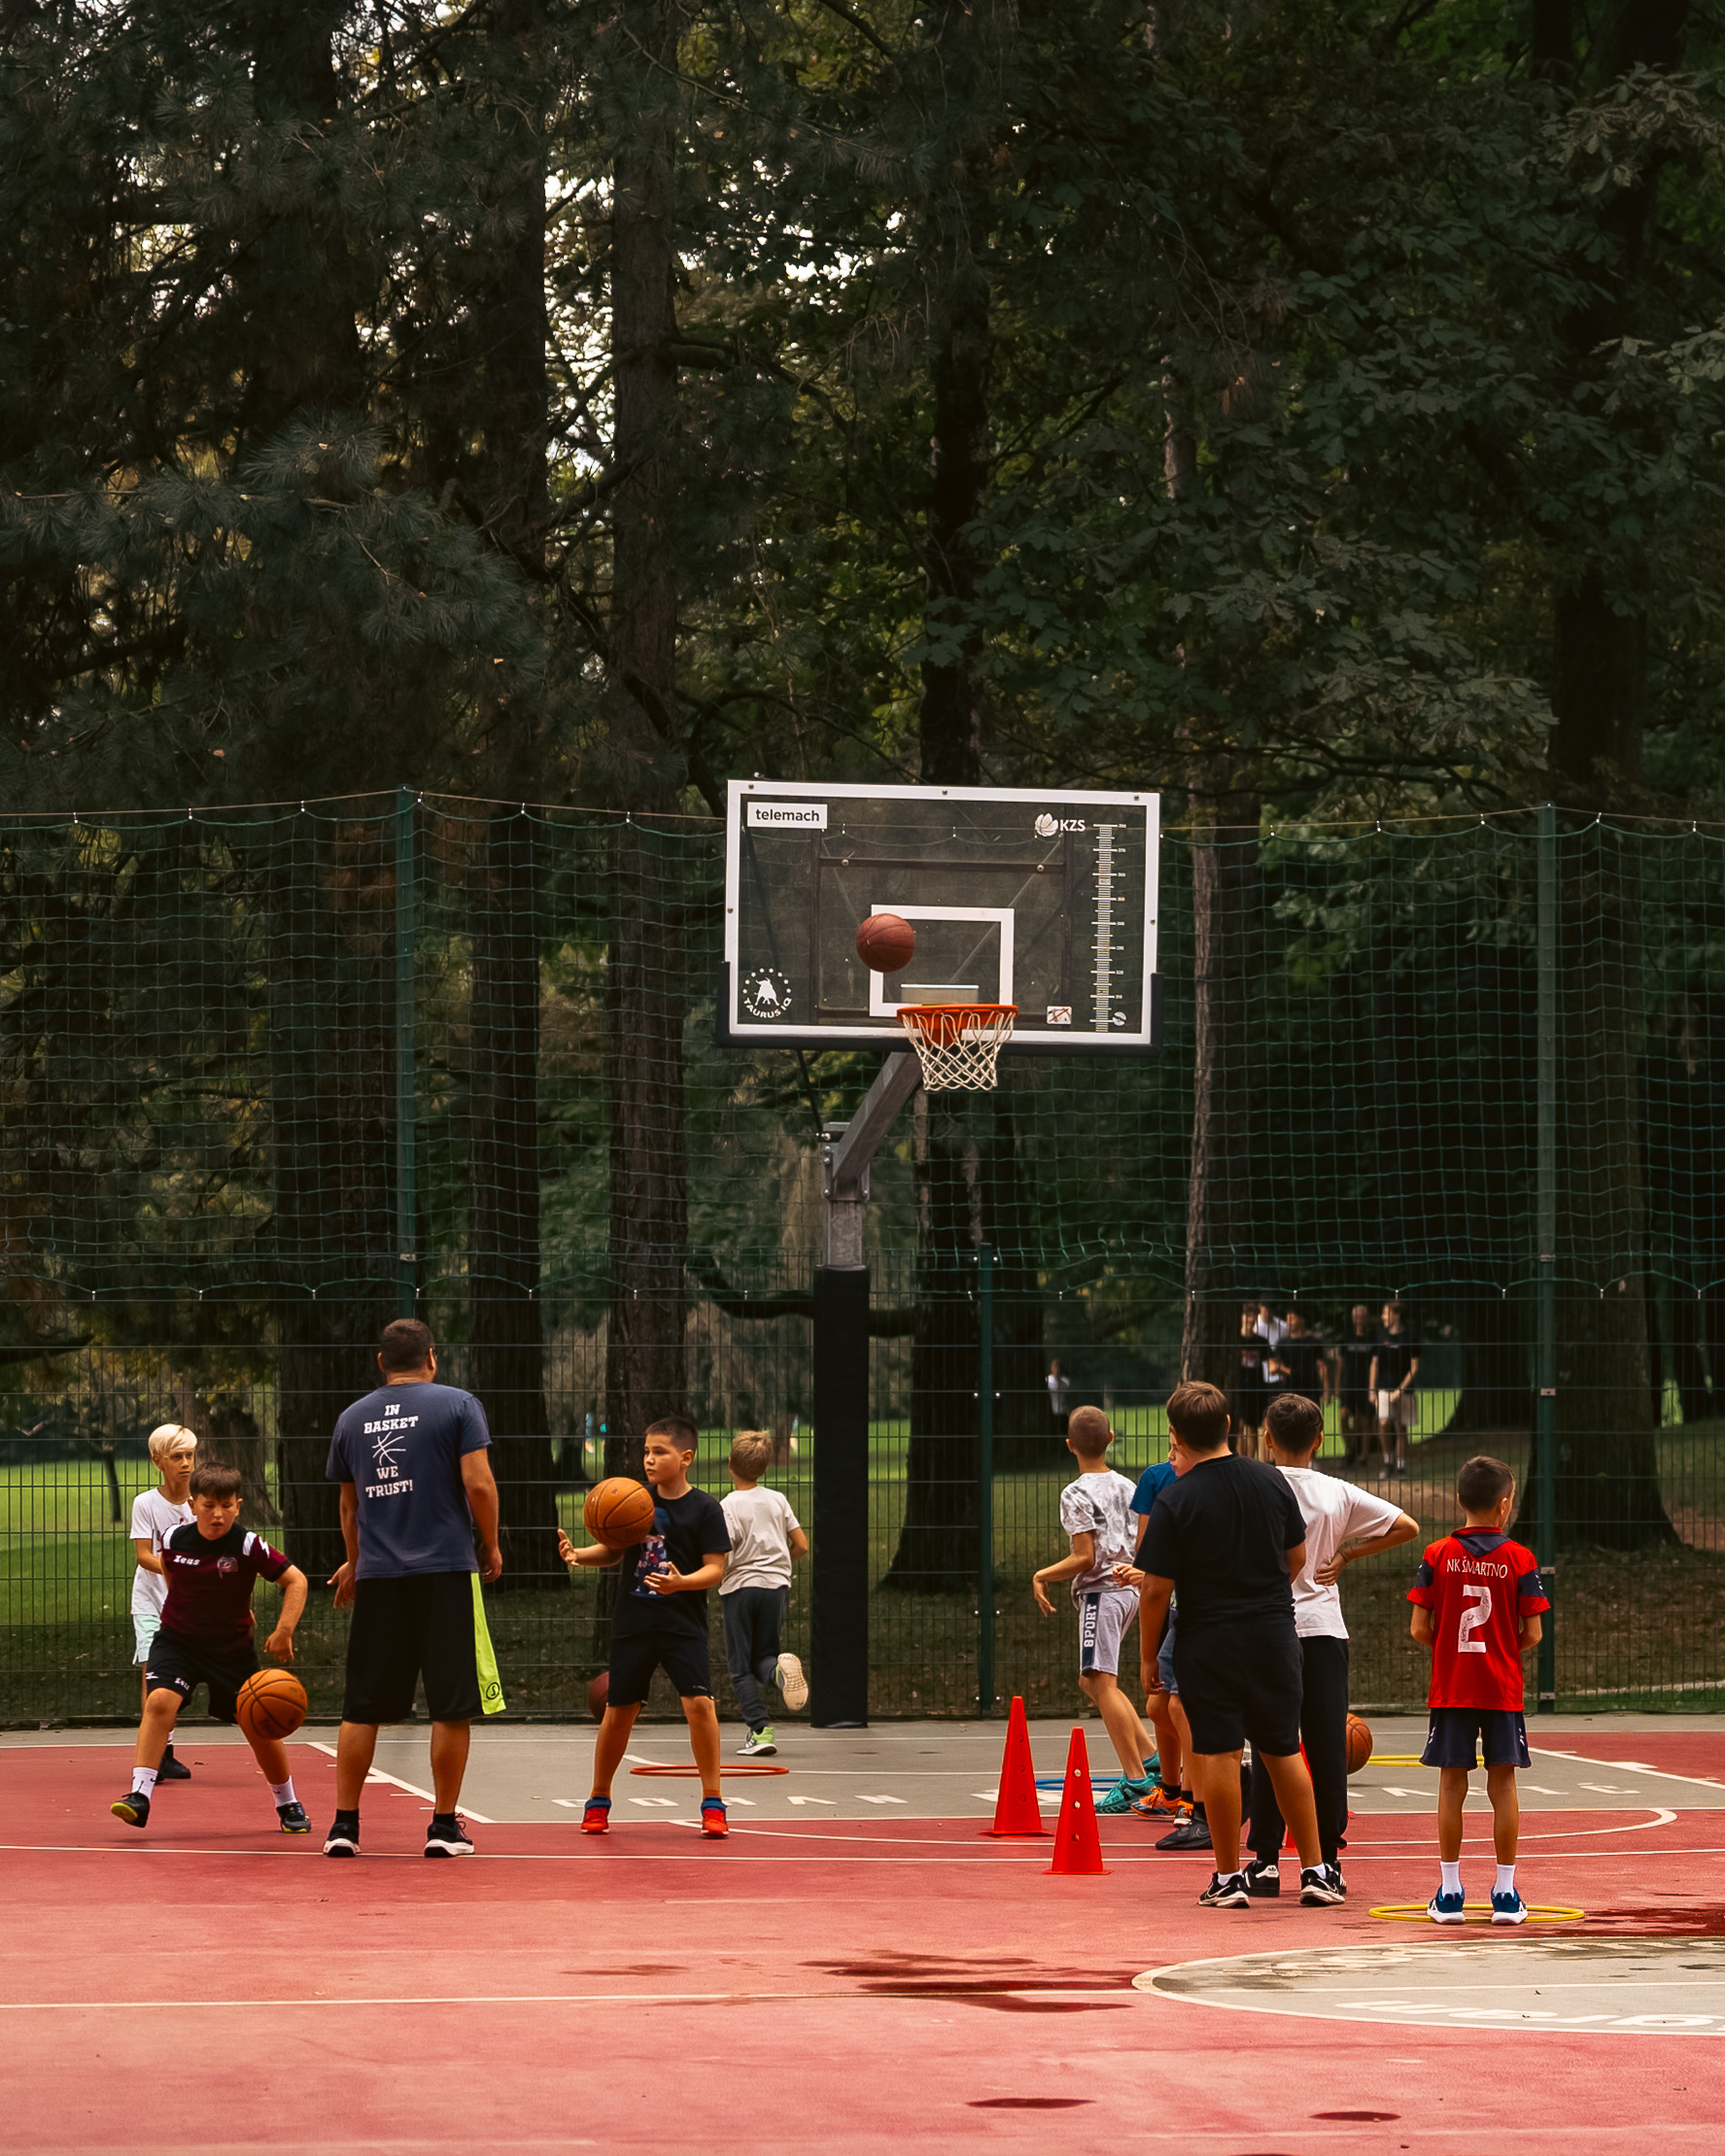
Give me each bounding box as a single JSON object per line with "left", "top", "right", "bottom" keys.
{"left": 174, "top": 1380, "right": 278, "bottom": 1528}
{"left": 270, "top": 819, "right": 397, "bottom": 1581}
{"left": 467, "top": 810, "right": 560, "bottom": 1587}
{"left": 1181, "top": 779, "right": 1259, "bottom": 1396}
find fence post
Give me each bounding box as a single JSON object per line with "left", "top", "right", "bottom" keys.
{"left": 978, "top": 1244, "right": 995, "bottom": 1716}
{"left": 395, "top": 787, "right": 418, "bottom": 1321}
{"left": 1535, "top": 802, "right": 1557, "bottom": 1711}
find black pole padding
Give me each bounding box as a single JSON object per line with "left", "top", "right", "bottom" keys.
{"left": 811, "top": 1264, "right": 871, "bottom": 1726}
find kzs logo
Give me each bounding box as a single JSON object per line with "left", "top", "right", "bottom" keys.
{"left": 1034, "top": 813, "right": 1087, "bottom": 838}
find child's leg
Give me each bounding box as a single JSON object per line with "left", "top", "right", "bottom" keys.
{"left": 1146, "top": 1690, "right": 1180, "bottom": 1789}
{"left": 1485, "top": 1763, "right": 1520, "bottom": 1864}
{"left": 723, "top": 1591, "right": 768, "bottom": 1729}
{"left": 241, "top": 1726, "right": 293, "bottom": 1791}
{"left": 681, "top": 1694, "right": 722, "bottom": 1799}
{"left": 1193, "top": 1747, "right": 1247, "bottom": 1871}
{"left": 1245, "top": 1747, "right": 1285, "bottom": 1863}
{"left": 1435, "top": 1766, "right": 1469, "bottom": 1862}
{"left": 135, "top": 1686, "right": 181, "bottom": 1768}
{"left": 753, "top": 1585, "right": 789, "bottom": 1697}
{"left": 591, "top": 1700, "right": 641, "bottom": 1797}
{"left": 1300, "top": 1637, "right": 1351, "bottom": 1866}
{"left": 1172, "top": 1695, "right": 1199, "bottom": 1802}
{"left": 1257, "top": 1751, "right": 1322, "bottom": 1871}
{"left": 1079, "top": 1671, "right": 1151, "bottom": 1780}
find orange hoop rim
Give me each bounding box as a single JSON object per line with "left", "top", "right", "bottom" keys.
{"left": 897, "top": 1001, "right": 1018, "bottom": 1046}
{"left": 628, "top": 1763, "right": 791, "bottom": 1777}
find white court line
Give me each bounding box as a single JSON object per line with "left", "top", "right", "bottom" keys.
{"left": 305, "top": 1742, "right": 493, "bottom": 1823}
{"left": 1533, "top": 1748, "right": 1725, "bottom": 1795}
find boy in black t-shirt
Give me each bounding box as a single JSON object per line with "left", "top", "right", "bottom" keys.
{"left": 111, "top": 1463, "right": 309, "bottom": 1833}
{"left": 1335, "top": 1305, "right": 1380, "bottom": 1469}
{"left": 560, "top": 1415, "right": 732, "bottom": 1836}
{"left": 1370, "top": 1302, "right": 1422, "bottom": 1477}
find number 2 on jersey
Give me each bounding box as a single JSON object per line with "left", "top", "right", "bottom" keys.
{"left": 1457, "top": 1581, "right": 1491, "bottom": 1654}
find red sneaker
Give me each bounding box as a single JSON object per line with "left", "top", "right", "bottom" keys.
{"left": 580, "top": 1797, "right": 611, "bottom": 1835}
{"left": 701, "top": 1797, "right": 729, "bottom": 1838}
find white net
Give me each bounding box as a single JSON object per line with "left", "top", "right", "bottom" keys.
{"left": 898, "top": 1004, "right": 1018, "bottom": 1091}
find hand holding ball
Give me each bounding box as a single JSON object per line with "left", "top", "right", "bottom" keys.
{"left": 856, "top": 912, "right": 916, "bottom": 975}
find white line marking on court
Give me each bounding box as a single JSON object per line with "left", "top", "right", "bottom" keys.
{"left": 304, "top": 1742, "right": 494, "bottom": 1823}
{"left": 856, "top": 1795, "right": 907, "bottom": 1804}
{"left": 1534, "top": 1750, "right": 1725, "bottom": 1795}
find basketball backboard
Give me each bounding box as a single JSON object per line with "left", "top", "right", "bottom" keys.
{"left": 720, "top": 780, "right": 1160, "bottom": 1053}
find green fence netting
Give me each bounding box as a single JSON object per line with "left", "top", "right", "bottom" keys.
{"left": 2, "top": 794, "right": 1722, "bottom": 1721}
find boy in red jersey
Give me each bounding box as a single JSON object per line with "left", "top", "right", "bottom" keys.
{"left": 1407, "top": 1454, "right": 1548, "bottom": 1925}
{"left": 111, "top": 1463, "right": 309, "bottom": 1834}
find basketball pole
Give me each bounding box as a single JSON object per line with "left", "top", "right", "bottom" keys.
{"left": 811, "top": 1051, "right": 923, "bottom": 1726}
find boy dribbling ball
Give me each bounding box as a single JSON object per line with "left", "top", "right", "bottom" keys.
{"left": 1408, "top": 1454, "right": 1549, "bottom": 1925}
{"left": 127, "top": 1423, "right": 198, "bottom": 1783}
{"left": 559, "top": 1416, "right": 733, "bottom": 1836}
{"left": 1033, "top": 1405, "right": 1156, "bottom": 1812}
{"left": 111, "top": 1462, "right": 310, "bottom": 1833}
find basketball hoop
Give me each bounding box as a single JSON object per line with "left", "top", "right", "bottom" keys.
{"left": 898, "top": 1003, "right": 1017, "bottom": 1091}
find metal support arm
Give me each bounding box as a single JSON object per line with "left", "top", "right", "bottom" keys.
{"left": 820, "top": 1052, "right": 922, "bottom": 1269}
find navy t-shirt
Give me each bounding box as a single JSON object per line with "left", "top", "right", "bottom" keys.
{"left": 326, "top": 1381, "right": 492, "bottom": 1578}
{"left": 611, "top": 1487, "right": 731, "bottom": 1641}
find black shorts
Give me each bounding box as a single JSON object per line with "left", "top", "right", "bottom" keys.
{"left": 1421, "top": 1707, "right": 1531, "bottom": 1770}
{"left": 1173, "top": 1619, "right": 1303, "bottom": 1757}
{"left": 343, "top": 1571, "right": 484, "bottom": 1724}
{"left": 608, "top": 1628, "right": 713, "bottom": 1707}
{"left": 145, "top": 1630, "right": 259, "bottom": 1724}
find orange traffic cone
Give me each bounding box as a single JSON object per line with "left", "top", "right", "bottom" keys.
{"left": 1045, "top": 1726, "right": 1109, "bottom": 1875}
{"left": 982, "top": 1694, "right": 1048, "bottom": 1837}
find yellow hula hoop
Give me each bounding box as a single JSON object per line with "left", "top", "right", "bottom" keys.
{"left": 1368, "top": 1901, "right": 1586, "bottom": 1924}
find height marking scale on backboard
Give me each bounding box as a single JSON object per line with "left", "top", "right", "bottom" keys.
{"left": 720, "top": 780, "right": 1160, "bottom": 1055}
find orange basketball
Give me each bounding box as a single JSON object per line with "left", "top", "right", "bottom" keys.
{"left": 583, "top": 1476, "right": 657, "bottom": 1550}
{"left": 855, "top": 911, "right": 916, "bottom": 974}
{"left": 1346, "top": 1712, "right": 1373, "bottom": 1774}
{"left": 236, "top": 1667, "right": 307, "bottom": 1743}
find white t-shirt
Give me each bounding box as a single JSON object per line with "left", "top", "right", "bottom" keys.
{"left": 129, "top": 1489, "right": 194, "bottom": 1619}
{"left": 1274, "top": 1465, "right": 1404, "bottom": 1639}
{"left": 1047, "top": 1370, "right": 1070, "bottom": 1418}
{"left": 720, "top": 1486, "right": 801, "bottom": 1593}
{"left": 1057, "top": 1469, "right": 1138, "bottom": 1596}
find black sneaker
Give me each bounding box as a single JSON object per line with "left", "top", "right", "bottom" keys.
{"left": 1156, "top": 1815, "right": 1214, "bottom": 1852}
{"left": 156, "top": 1748, "right": 191, "bottom": 1783}
{"left": 111, "top": 1789, "right": 150, "bottom": 1829}
{"left": 1198, "top": 1870, "right": 1252, "bottom": 1908}
{"left": 324, "top": 1815, "right": 361, "bottom": 1858}
{"left": 425, "top": 1813, "right": 475, "bottom": 1858}
{"left": 277, "top": 1800, "right": 311, "bottom": 1834}
{"left": 1300, "top": 1863, "right": 1346, "bottom": 1905}
{"left": 1244, "top": 1856, "right": 1281, "bottom": 1899}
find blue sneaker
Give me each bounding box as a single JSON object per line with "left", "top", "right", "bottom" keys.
{"left": 1428, "top": 1887, "right": 1466, "bottom": 1925}
{"left": 1491, "top": 1887, "right": 1528, "bottom": 1926}
{"left": 1096, "top": 1776, "right": 1151, "bottom": 1816}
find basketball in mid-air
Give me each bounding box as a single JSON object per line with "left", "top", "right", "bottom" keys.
{"left": 583, "top": 1477, "right": 656, "bottom": 1550}
{"left": 855, "top": 911, "right": 916, "bottom": 975}
{"left": 587, "top": 1670, "right": 609, "bottom": 1723}
{"left": 235, "top": 1667, "right": 307, "bottom": 1743}
{"left": 1346, "top": 1712, "right": 1373, "bottom": 1773}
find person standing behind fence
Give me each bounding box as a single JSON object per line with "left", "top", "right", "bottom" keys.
{"left": 1233, "top": 1305, "right": 1268, "bottom": 1460}
{"left": 323, "top": 1319, "right": 504, "bottom": 1860}
{"left": 1370, "top": 1301, "right": 1421, "bottom": 1478}
{"left": 1334, "top": 1306, "right": 1380, "bottom": 1470}
{"left": 720, "top": 1430, "right": 810, "bottom": 1758}
{"left": 1047, "top": 1358, "right": 1071, "bottom": 1431}
{"left": 127, "top": 1424, "right": 198, "bottom": 1784}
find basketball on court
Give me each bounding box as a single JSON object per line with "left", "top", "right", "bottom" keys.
{"left": 234, "top": 1667, "right": 307, "bottom": 1743}
{"left": 855, "top": 911, "right": 916, "bottom": 973}
{"left": 583, "top": 1477, "right": 656, "bottom": 1549}
{"left": 1346, "top": 1711, "right": 1373, "bottom": 1772}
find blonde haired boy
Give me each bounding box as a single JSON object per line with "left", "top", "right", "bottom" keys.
{"left": 720, "top": 1430, "right": 808, "bottom": 1755}
{"left": 128, "top": 1423, "right": 198, "bottom": 1782}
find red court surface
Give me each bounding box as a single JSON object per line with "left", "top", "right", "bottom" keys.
{"left": 7, "top": 1730, "right": 1725, "bottom": 2155}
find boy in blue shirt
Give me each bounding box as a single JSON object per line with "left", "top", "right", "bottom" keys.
{"left": 1128, "top": 1444, "right": 1204, "bottom": 1842}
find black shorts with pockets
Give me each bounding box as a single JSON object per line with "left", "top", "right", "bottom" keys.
{"left": 1421, "top": 1706, "right": 1531, "bottom": 1770}
{"left": 145, "top": 1629, "right": 259, "bottom": 1724}
{"left": 1173, "top": 1618, "right": 1304, "bottom": 1757}
{"left": 608, "top": 1628, "right": 713, "bottom": 1707}
{"left": 343, "top": 1571, "right": 482, "bottom": 1723}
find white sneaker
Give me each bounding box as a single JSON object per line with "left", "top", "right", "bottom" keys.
{"left": 775, "top": 1653, "right": 809, "bottom": 1713}
{"left": 739, "top": 1728, "right": 777, "bottom": 1757}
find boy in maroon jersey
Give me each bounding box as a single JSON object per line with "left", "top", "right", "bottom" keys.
{"left": 1408, "top": 1454, "right": 1548, "bottom": 1925}
{"left": 111, "top": 1464, "right": 309, "bottom": 1834}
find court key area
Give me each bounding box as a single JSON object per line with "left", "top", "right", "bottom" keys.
{"left": 5, "top": 1715, "right": 1725, "bottom": 2153}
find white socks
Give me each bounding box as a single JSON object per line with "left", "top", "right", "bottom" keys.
{"left": 1439, "top": 1861, "right": 1462, "bottom": 1895}
{"left": 268, "top": 1778, "right": 297, "bottom": 1806}
{"left": 131, "top": 1766, "right": 157, "bottom": 1797}
{"left": 1495, "top": 1864, "right": 1516, "bottom": 1895}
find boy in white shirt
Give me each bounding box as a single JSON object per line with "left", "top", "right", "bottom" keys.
{"left": 1033, "top": 1405, "right": 1155, "bottom": 1813}
{"left": 720, "top": 1431, "right": 809, "bottom": 1756}
{"left": 128, "top": 1423, "right": 198, "bottom": 1782}
{"left": 1244, "top": 1391, "right": 1418, "bottom": 1896}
